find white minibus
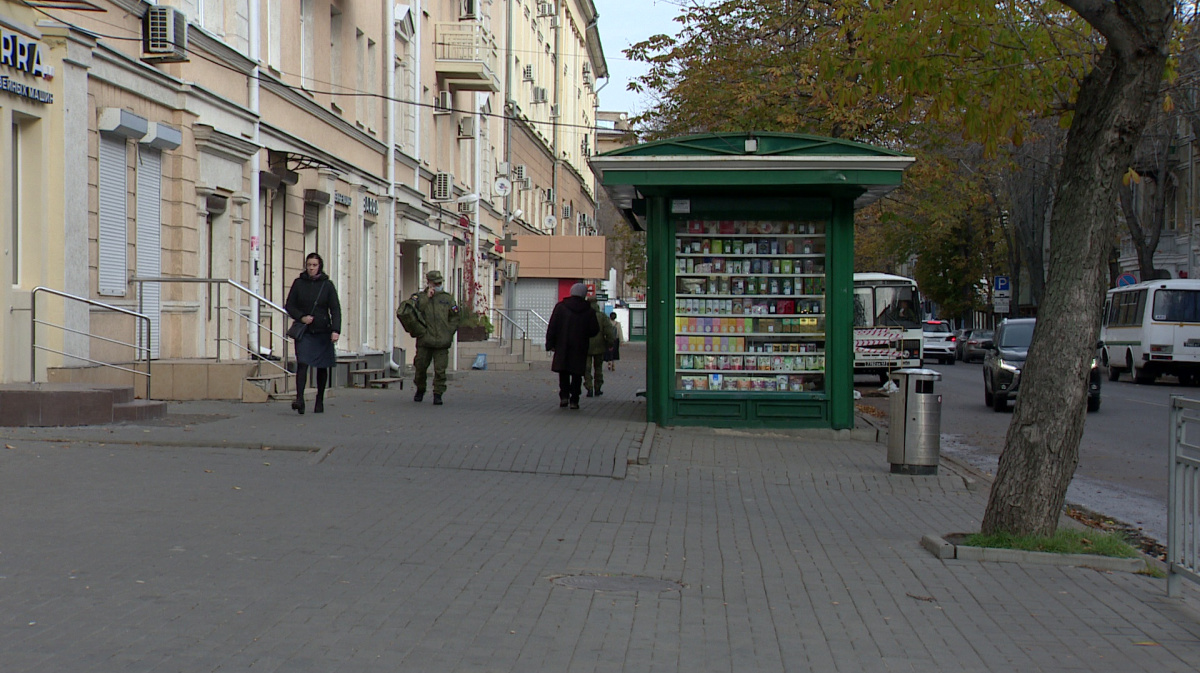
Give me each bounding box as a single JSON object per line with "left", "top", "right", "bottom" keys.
{"left": 1101, "top": 279, "right": 1200, "bottom": 384}
{"left": 853, "top": 273, "right": 924, "bottom": 382}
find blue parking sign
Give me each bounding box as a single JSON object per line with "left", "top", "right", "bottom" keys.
{"left": 994, "top": 276, "right": 1010, "bottom": 293}
{"left": 1117, "top": 273, "right": 1138, "bottom": 287}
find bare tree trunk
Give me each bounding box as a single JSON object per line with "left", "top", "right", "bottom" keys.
{"left": 982, "top": 0, "right": 1173, "bottom": 537}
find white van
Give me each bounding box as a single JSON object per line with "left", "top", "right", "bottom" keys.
{"left": 1101, "top": 279, "right": 1200, "bottom": 384}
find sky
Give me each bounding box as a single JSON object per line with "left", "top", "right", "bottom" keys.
{"left": 592, "top": 0, "right": 685, "bottom": 116}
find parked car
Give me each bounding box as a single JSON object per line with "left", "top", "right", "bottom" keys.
{"left": 982, "top": 318, "right": 1101, "bottom": 412}
{"left": 953, "top": 328, "right": 974, "bottom": 360}
{"left": 961, "top": 329, "right": 993, "bottom": 363}
{"left": 922, "top": 320, "right": 956, "bottom": 365}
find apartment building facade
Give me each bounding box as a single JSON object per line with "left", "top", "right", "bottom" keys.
{"left": 0, "top": 0, "right": 606, "bottom": 387}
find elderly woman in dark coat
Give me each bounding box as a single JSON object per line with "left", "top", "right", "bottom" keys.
{"left": 285, "top": 252, "right": 342, "bottom": 415}
{"left": 545, "top": 283, "right": 600, "bottom": 409}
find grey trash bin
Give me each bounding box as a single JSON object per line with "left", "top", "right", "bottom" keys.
{"left": 887, "top": 368, "right": 942, "bottom": 475}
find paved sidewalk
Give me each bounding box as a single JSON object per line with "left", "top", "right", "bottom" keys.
{"left": 2, "top": 343, "right": 1199, "bottom": 672}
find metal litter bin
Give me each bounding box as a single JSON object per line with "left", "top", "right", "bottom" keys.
{"left": 887, "top": 368, "right": 942, "bottom": 475}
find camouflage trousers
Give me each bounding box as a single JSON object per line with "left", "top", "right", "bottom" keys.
{"left": 583, "top": 353, "right": 605, "bottom": 393}
{"left": 413, "top": 347, "right": 449, "bottom": 395}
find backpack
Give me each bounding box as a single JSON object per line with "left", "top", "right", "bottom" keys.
{"left": 396, "top": 296, "right": 427, "bottom": 339}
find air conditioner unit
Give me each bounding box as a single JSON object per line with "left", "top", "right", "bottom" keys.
{"left": 562, "top": 203, "right": 572, "bottom": 219}
{"left": 537, "top": 2, "right": 555, "bottom": 17}
{"left": 541, "top": 188, "right": 555, "bottom": 203}
{"left": 459, "top": 0, "right": 478, "bottom": 20}
{"left": 532, "top": 87, "right": 548, "bottom": 104}
{"left": 431, "top": 172, "right": 454, "bottom": 201}
{"left": 517, "top": 178, "right": 531, "bottom": 190}
{"left": 497, "top": 161, "right": 510, "bottom": 176}
{"left": 503, "top": 260, "right": 520, "bottom": 280}
{"left": 582, "top": 63, "right": 591, "bottom": 78}
{"left": 578, "top": 212, "right": 588, "bottom": 227}
{"left": 523, "top": 65, "right": 535, "bottom": 82}
{"left": 549, "top": 104, "right": 561, "bottom": 118}
{"left": 458, "top": 116, "right": 476, "bottom": 138}
{"left": 512, "top": 164, "right": 528, "bottom": 181}
{"left": 142, "top": 6, "right": 189, "bottom": 63}
{"left": 434, "top": 91, "right": 453, "bottom": 115}
{"left": 457, "top": 200, "right": 476, "bottom": 213}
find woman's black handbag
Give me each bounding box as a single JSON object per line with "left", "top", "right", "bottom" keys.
{"left": 287, "top": 321, "right": 307, "bottom": 341}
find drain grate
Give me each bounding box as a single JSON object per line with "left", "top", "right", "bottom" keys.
{"left": 551, "top": 574, "right": 683, "bottom": 592}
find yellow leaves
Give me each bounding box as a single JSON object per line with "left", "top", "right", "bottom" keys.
{"left": 1163, "top": 94, "right": 1175, "bottom": 113}
{"left": 1123, "top": 167, "right": 1142, "bottom": 187}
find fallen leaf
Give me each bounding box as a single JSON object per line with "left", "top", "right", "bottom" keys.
{"left": 232, "top": 486, "right": 241, "bottom": 490}
{"left": 5, "top": 444, "right": 14, "bottom": 450}
{"left": 1134, "top": 641, "right": 1161, "bottom": 647}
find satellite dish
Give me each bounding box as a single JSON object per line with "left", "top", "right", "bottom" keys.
{"left": 494, "top": 177, "right": 513, "bottom": 196}
{"left": 544, "top": 214, "right": 558, "bottom": 230}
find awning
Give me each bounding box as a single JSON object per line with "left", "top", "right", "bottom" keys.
{"left": 402, "top": 219, "right": 452, "bottom": 244}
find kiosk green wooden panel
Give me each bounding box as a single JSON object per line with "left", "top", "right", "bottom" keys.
{"left": 591, "top": 133, "right": 913, "bottom": 429}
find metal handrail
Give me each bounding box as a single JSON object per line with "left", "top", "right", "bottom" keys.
{"left": 129, "top": 277, "right": 293, "bottom": 389}
{"left": 31, "top": 286, "right": 153, "bottom": 398}
{"left": 490, "top": 308, "right": 528, "bottom": 362}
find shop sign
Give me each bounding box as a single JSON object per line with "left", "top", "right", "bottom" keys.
{"left": 333, "top": 191, "right": 352, "bottom": 207}
{"left": 1, "top": 26, "right": 53, "bottom": 104}
{"left": 363, "top": 196, "right": 378, "bottom": 216}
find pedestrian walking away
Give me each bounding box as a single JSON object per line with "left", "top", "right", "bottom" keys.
{"left": 285, "top": 252, "right": 342, "bottom": 415}
{"left": 583, "top": 296, "right": 614, "bottom": 397}
{"left": 404, "top": 270, "right": 461, "bottom": 405}
{"left": 545, "top": 283, "right": 599, "bottom": 409}
{"left": 605, "top": 312, "right": 622, "bottom": 372}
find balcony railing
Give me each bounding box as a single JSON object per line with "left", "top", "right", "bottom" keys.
{"left": 434, "top": 22, "right": 500, "bottom": 92}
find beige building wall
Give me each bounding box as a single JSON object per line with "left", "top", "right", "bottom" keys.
{"left": 3, "top": 0, "right": 612, "bottom": 386}
{"left": 507, "top": 235, "right": 606, "bottom": 279}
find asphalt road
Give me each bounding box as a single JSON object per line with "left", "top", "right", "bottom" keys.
{"left": 870, "top": 359, "right": 1194, "bottom": 545}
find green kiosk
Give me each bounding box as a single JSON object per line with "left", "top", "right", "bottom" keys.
{"left": 591, "top": 132, "right": 914, "bottom": 430}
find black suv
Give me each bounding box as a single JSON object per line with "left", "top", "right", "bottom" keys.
{"left": 982, "top": 318, "right": 1102, "bottom": 413}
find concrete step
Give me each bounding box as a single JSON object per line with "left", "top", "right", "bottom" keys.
{"left": 113, "top": 399, "right": 169, "bottom": 422}
{"left": 0, "top": 383, "right": 159, "bottom": 427}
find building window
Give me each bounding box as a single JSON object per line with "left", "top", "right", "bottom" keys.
{"left": 301, "top": 0, "right": 315, "bottom": 88}
{"left": 10, "top": 120, "right": 20, "bottom": 286}
{"left": 267, "top": 0, "right": 281, "bottom": 69}
{"left": 98, "top": 134, "right": 128, "bottom": 296}
{"left": 356, "top": 29, "right": 366, "bottom": 127}
{"left": 367, "top": 38, "right": 378, "bottom": 133}
{"left": 331, "top": 6, "right": 344, "bottom": 106}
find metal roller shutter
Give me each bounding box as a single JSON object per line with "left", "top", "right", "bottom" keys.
{"left": 98, "top": 134, "right": 127, "bottom": 296}
{"left": 136, "top": 147, "right": 162, "bottom": 358}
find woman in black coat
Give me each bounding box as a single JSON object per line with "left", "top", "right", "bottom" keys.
{"left": 545, "top": 283, "right": 600, "bottom": 409}
{"left": 285, "top": 252, "right": 342, "bottom": 414}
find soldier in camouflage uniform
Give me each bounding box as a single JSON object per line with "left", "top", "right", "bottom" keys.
{"left": 411, "top": 270, "right": 461, "bottom": 405}
{"left": 583, "top": 296, "right": 614, "bottom": 397}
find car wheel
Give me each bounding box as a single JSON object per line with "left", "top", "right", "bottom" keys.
{"left": 992, "top": 391, "right": 1008, "bottom": 412}
{"left": 1087, "top": 395, "right": 1101, "bottom": 413}
{"left": 984, "top": 374, "right": 994, "bottom": 407}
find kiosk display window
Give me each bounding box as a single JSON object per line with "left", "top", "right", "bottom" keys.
{"left": 673, "top": 219, "right": 827, "bottom": 393}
